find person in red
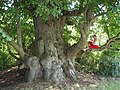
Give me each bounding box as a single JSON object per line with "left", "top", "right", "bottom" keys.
{"left": 88, "top": 35, "right": 99, "bottom": 49}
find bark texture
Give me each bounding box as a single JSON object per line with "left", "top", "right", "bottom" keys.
{"left": 19, "top": 8, "right": 92, "bottom": 83}
{"left": 26, "top": 56, "right": 42, "bottom": 82}
{"left": 20, "top": 56, "right": 42, "bottom": 82}
{"left": 33, "top": 16, "right": 67, "bottom": 84}
{"left": 26, "top": 8, "right": 92, "bottom": 83}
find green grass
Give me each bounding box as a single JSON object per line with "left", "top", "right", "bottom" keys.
{"left": 96, "top": 79, "right": 120, "bottom": 90}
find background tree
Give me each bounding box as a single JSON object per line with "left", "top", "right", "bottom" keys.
{"left": 0, "top": 0, "right": 120, "bottom": 84}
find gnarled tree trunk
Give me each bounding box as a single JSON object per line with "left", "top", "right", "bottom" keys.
{"left": 21, "top": 7, "right": 92, "bottom": 83}
{"left": 32, "top": 16, "right": 67, "bottom": 84}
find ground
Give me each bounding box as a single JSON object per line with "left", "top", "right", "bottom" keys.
{"left": 0, "top": 66, "right": 120, "bottom": 90}
{"left": 0, "top": 66, "right": 25, "bottom": 90}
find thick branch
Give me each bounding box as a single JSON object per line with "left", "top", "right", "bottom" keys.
{"left": 9, "top": 41, "right": 25, "bottom": 59}
{"left": 82, "top": 32, "right": 120, "bottom": 52}
{"left": 77, "top": 33, "right": 120, "bottom": 58}
{"left": 100, "top": 32, "right": 120, "bottom": 49}
{"left": 84, "top": 0, "right": 90, "bottom": 22}
{"left": 1, "top": 28, "right": 25, "bottom": 59}
{"left": 16, "top": 20, "right": 22, "bottom": 47}
{"left": 67, "top": 8, "right": 92, "bottom": 58}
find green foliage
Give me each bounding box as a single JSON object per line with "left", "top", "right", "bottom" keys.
{"left": 0, "top": 0, "right": 119, "bottom": 74}
{"left": 76, "top": 50, "right": 120, "bottom": 77}
{"left": 76, "top": 51, "right": 101, "bottom": 73}
{"left": 97, "top": 5, "right": 120, "bottom": 38}
{"left": 0, "top": 43, "right": 16, "bottom": 70}
{"left": 28, "top": 0, "right": 64, "bottom": 21}
{"left": 98, "top": 50, "right": 120, "bottom": 77}
{"left": 0, "top": 29, "right": 12, "bottom": 41}
{"left": 21, "top": 19, "right": 35, "bottom": 48}
{"left": 0, "top": 51, "right": 16, "bottom": 70}
{"left": 63, "top": 24, "right": 80, "bottom": 45}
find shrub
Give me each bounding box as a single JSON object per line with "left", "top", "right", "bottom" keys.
{"left": 98, "top": 50, "right": 120, "bottom": 77}
{"left": 0, "top": 51, "right": 16, "bottom": 70}
{"left": 76, "top": 50, "right": 120, "bottom": 77}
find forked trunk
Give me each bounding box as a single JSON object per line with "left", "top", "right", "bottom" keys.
{"left": 30, "top": 16, "right": 77, "bottom": 84}
{"left": 21, "top": 13, "right": 91, "bottom": 83}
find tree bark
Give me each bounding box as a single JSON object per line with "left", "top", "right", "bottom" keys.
{"left": 29, "top": 9, "right": 92, "bottom": 83}
{"left": 20, "top": 56, "right": 42, "bottom": 82}
{"left": 9, "top": 41, "right": 25, "bottom": 60}
{"left": 32, "top": 16, "right": 67, "bottom": 84}
{"left": 10, "top": 8, "right": 93, "bottom": 84}
{"left": 63, "top": 8, "right": 92, "bottom": 79}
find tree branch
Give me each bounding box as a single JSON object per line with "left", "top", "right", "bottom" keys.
{"left": 62, "top": 10, "right": 83, "bottom": 16}
{"left": 1, "top": 26, "right": 25, "bottom": 60}
{"left": 67, "top": 8, "right": 92, "bottom": 58}
{"left": 9, "top": 41, "right": 25, "bottom": 59}
{"left": 82, "top": 32, "right": 120, "bottom": 52}
{"left": 84, "top": 0, "right": 90, "bottom": 21}
{"left": 100, "top": 32, "right": 120, "bottom": 49}
{"left": 14, "top": 0, "right": 23, "bottom": 48}
{"left": 0, "top": 28, "right": 25, "bottom": 59}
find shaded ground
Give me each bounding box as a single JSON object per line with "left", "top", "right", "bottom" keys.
{"left": 0, "top": 66, "right": 26, "bottom": 90}
{"left": 0, "top": 66, "right": 120, "bottom": 90}
{"left": 0, "top": 66, "right": 99, "bottom": 90}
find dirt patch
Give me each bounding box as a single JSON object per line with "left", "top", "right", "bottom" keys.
{"left": 0, "top": 67, "right": 100, "bottom": 90}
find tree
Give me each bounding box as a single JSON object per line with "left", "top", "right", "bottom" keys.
{"left": 0, "top": 0, "right": 120, "bottom": 84}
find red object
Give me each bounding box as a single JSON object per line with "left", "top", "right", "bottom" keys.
{"left": 88, "top": 41, "right": 99, "bottom": 49}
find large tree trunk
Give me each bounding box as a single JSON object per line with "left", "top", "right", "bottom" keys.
{"left": 24, "top": 8, "right": 92, "bottom": 83}
{"left": 20, "top": 8, "right": 92, "bottom": 83}
{"left": 32, "top": 16, "right": 68, "bottom": 84}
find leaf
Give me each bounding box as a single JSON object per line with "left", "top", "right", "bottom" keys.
{"left": 1, "top": 32, "right": 6, "bottom": 38}
{"left": 0, "top": 29, "right": 3, "bottom": 33}
{"left": 6, "top": 35, "right": 12, "bottom": 41}
{"left": 112, "top": 7, "right": 117, "bottom": 12}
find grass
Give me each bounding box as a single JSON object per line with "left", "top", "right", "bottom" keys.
{"left": 96, "top": 79, "right": 120, "bottom": 90}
